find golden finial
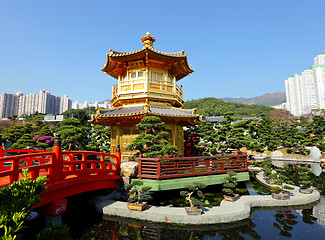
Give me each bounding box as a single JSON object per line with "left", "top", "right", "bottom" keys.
{"left": 141, "top": 32, "right": 156, "bottom": 48}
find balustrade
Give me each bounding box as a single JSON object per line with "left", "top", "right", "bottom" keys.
{"left": 136, "top": 154, "right": 248, "bottom": 180}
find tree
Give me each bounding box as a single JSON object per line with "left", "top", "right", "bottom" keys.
{"left": 222, "top": 171, "right": 238, "bottom": 196}
{"left": 2, "top": 123, "right": 33, "bottom": 144}
{"left": 297, "top": 166, "right": 312, "bottom": 189}
{"left": 261, "top": 157, "right": 273, "bottom": 178}
{"left": 269, "top": 109, "right": 297, "bottom": 126}
{"left": 216, "top": 112, "right": 251, "bottom": 151}
{"left": 9, "top": 133, "right": 37, "bottom": 149}
{"left": 126, "top": 116, "right": 178, "bottom": 158}
{"left": 53, "top": 118, "right": 88, "bottom": 150}
{"left": 180, "top": 182, "right": 206, "bottom": 210}
{"left": 62, "top": 107, "right": 95, "bottom": 126}
{"left": 273, "top": 168, "right": 294, "bottom": 194}
{"left": 86, "top": 125, "right": 111, "bottom": 152}
{"left": 125, "top": 180, "right": 151, "bottom": 204}
{"left": 196, "top": 121, "right": 221, "bottom": 155}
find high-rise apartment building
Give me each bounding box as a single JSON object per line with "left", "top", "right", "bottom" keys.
{"left": 285, "top": 52, "right": 325, "bottom": 116}
{"left": 1, "top": 90, "right": 72, "bottom": 118}
{"left": 0, "top": 92, "right": 22, "bottom": 118}
{"left": 72, "top": 100, "right": 111, "bottom": 109}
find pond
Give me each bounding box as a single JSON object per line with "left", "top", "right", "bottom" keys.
{"left": 73, "top": 172, "right": 325, "bottom": 240}
{"left": 22, "top": 172, "right": 325, "bottom": 239}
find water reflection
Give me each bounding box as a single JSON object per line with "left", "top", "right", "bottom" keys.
{"left": 273, "top": 212, "right": 298, "bottom": 237}
{"left": 313, "top": 196, "right": 325, "bottom": 226}
{"left": 76, "top": 173, "right": 325, "bottom": 239}
{"left": 79, "top": 216, "right": 260, "bottom": 240}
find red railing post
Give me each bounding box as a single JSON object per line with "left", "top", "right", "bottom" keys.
{"left": 157, "top": 157, "right": 161, "bottom": 181}
{"left": 52, "top": 134, "right": 63, "bottom": 181}
{"left": 0, "top": 135, "right": 4, "bottom": 170}
{"left": 243, "top": 152, "right": 248, "bottom": 169}
{"left": 136, "top": 157, "right": 142, "bottom": 179}
{"left": 116, "top": 144, "right": 121, "bottom": 173}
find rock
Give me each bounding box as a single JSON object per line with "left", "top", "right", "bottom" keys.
{"left": 271, "top": 151, "right": 284, "bottom": 158}
{"left": 121, "top": 161, "right": 138, "bottom": 177}
{"left": 261, "top": 153, "right": 268, "bottom": 158}
{"left": 310, "top": 146, "right": 322, "bottom": 160}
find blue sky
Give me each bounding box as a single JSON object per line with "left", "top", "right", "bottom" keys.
{"left": 1, "top": 0, "right": 324, "bottom": 103}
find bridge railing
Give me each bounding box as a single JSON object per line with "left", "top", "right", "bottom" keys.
{"left": 0, "top": 151, "right": 56, "bottom": 185}
{"left": 135, "top": 153, "right": 248, "bottom": 180}
{"left": 0, "top": 135, "right": 121, "bottom": 187}
{"left": 60, "top": 151, "right": 120, "bottom": 180}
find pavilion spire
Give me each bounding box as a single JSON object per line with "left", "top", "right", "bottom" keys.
{"left": 141, "top": 32, "right": 156, "bottom": 48}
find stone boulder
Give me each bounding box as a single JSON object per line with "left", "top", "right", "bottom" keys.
{"left": 271, "top": 150, "right": 284, "bottom": 158}
{"left": 310, "top": 146, "right": 321, "bottom": 160}
{"left": 121, "top": 161, "right": 139, "bottom": 178}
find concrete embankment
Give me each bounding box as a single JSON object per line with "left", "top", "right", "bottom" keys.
{"left": 102, "top": 171, "right": 320, "bottom": 225}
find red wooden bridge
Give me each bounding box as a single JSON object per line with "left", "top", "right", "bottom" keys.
{"left": 0, "top": 135, "right": 121, "bottom": 216}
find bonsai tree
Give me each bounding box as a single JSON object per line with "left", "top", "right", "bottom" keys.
{"left": 180, "top": 182, "right": 206, "bottom": 210}
{"left": 261, "top": 157, "right": 273, "bottom": 178}
{"left": 222, "top": 171, "right": 238, "bottom": 196}
{"left": 125, "top": 180, "right": 152, "bottom": 205}
{"left": 126, "top": 116, "right": 178, "bottom": 158}
{"left": 297, "top": 166, "right": 312, "bottom": 189}
{"left": 273, "top": 168, "right": 294, "bottom": 194}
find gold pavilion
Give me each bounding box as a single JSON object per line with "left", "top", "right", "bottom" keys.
{"left": 90, "top": 33, "right": 202, "bottom": 161}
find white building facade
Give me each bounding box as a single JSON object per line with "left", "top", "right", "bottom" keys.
{"left": 0, "top": 92, "right": 22, "bottom": 118}
{"left": 1, "top": 90, "right": 72, "bottom": 118}
{"left": 72, "top": 100, "right": 111, "bottom": 110}
{"left": 285, "top": 52, "right": 325, "bottom": 116}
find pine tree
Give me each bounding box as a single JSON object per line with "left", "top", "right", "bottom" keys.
{"left": 222, "top": 171, "right": 238, "bottom": 196}
{"left": 126, "top": 116, "right": 178, "bottom": 158}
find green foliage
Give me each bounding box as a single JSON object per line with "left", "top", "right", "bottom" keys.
{"left": 125, "top": 180, "right": 152, "bottom": 204}
{"left": 222, "top": 171, "right": 238, "bottom": 196}
{"left": 286, "top": 148, "right": 294, "bottom": 154}
{"left": 62, "top": 107, "right": 95, "bottom": 126}
{"left": 9, "top": 133, "right": 37, "bottom": 150}
{"left": 86, "top": 125, "right": 111, "bottom": 152}
{"left": 183, "top": 97, "right": 273, "bottom": 117}
{"left": 0, "top": 169, "right": 47, "bottom": 239}
{"left": 126, "top": 116, "right": 178, "bottom": 158}
{"left": 273, "top": 168, "right": 294, "bottom": 193}
{"left": 36, "top": 223, "right": 72, "bottom": 240}
{"left": 261, "top": 157, "right": 274, "bottom": 178}
{"left": 297, "top": 166, "right": 312, "bottom": 189}
{"left": 52, "top": 118, "right": 89, "bottom": 150}
{"left": 180, "top": 182, "right": 206, "bottom": 209}
{"left": 2, "top": 123, "right": 33, "bottom": 144}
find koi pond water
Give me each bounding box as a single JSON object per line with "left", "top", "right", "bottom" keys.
{"left": 23, "top": 172, "right": 325, "bottom": 240}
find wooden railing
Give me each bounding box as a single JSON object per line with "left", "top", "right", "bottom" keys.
{"left": 135, "top": 153, "right": 248, "bottom": 180}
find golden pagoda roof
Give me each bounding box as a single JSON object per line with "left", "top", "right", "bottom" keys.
{"left": 90, "top": 104, "right": 202, "bottom": 126}
{"left": 102, "top": 32, "right": 194, "bottom": 81}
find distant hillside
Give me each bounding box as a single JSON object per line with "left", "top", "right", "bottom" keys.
{"left": 99, "top": 99, "right": 111, "bottom": 104}
{"left": 183, "top": 97, "right": 273, "bottom": 117}
{"left": 220, "top": 92, "right": 286, "bottom": 106}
